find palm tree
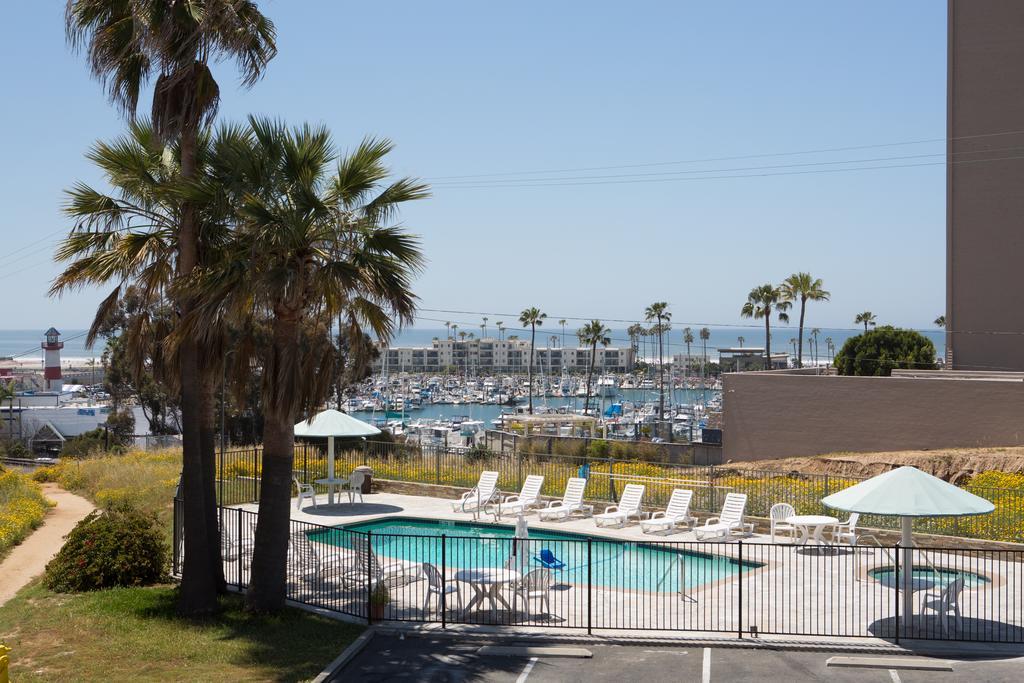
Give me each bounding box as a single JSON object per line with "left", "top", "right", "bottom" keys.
{"left": 458, "top": 330, "right": 467, "bottom": 341}
{"left": 482, "top": 317, "right": 488, "bottom": 338}
{"left": 577, "top": 320, "right": 611, "bottom": 415}
{"left": 184, "top": 120, "right": 426, "bottom": 611}
{"left": 66, "top": 0, "right": 277, "bottom": 616}
{"left": 740, "top": 284, "right": 791, "bottom": 370}
{"left": 682, "top": 327, "right": 694, "bottom": 383}
{"left": 496, "top": 321, "right": 504, "bottom": 342}
{"left": 810, "top": 328, "right": 821, "bottom": 365}
{"left": 934, "top": 315, "right": 946, "bottom": 328}
{"left": 780, "top": 273, "right": 830, "bottom": 368}
{"left": 699, "top": 327, "right": 710, "bottom": 395}
{"left": 644, "top": 302, "right": 671, "bottom": 432}
{"left": 737, "top": 336, "right": 745, "bottom": 347}
{"left": 825, "top": 337, "right": 835, "bottom": 365}
{"left": 855, "top": 311, "right": 877, "bottom": 332}
{"left": 445, "top": 321, "right": 451, "bottom": 339}
{"left": 559, "top": 319, "right": 567, "bottom": 349}
{"left": 518, "top": 307, "right": 547, "bottom": 414}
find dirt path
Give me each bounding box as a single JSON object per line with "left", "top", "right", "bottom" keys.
{"left": 0, "top": 484, "right": 95, "bottom": 607}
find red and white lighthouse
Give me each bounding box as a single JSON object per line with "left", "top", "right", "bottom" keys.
{"left": 41, "top": 327, "right": 64, "bottom": 392}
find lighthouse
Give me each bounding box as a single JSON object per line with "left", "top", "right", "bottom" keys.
{"left": 41, "top": 327, "right": 64, "bottom": 392}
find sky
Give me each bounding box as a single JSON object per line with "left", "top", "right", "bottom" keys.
{"left": 0, "top": 1, "right": 947, "bottom": 334}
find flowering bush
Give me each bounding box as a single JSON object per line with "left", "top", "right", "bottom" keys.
{"left": 44, "top": 503, "right": 166, "bottom": 592}
{"left": 0, "top": 469, "right": 51, "bottom": 556}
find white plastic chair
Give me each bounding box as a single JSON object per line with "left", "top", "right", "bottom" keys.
{"left": 923, "top": 576, "right": 965, "bottom": 635}
{"left": 495, "top": 475, "right": 545, "bottom": 518}
{"left": 640, "top": 489, "right": 695, "bottom": 534}
{"left": 518, "top": 567, "right": 553, "bottom": 618}
{"left": 342, "top": 471, "right": 366, "bottom": 504}
{"left": 594, "top": 484, "right": 646, "bottom": 528}
{"left": 694, "top": 493, "right": 752, "bottom": 540}
{"left": 769, "top": 503, "right": 797, "bottom": 543}
{"left": 293, "top": 477, "right": 318, "bottom": 510}
{"left": 831, "top": 513, "right": 860, "bottom": 546}
{"left": 451, "top": 471, "right": 500, "bottom": 513}
{"left": 421, "top": 562, "right": 463, "bottom": 616}
{"left": 538, "top": 478, "right": 593, "bottom": 521}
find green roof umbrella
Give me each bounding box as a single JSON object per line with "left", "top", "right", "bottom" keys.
{"left": 294, "top": 409, "right": 380, "bottom": 503}
{"left": 821, "top": 466, "right": 994, "bottom": 635}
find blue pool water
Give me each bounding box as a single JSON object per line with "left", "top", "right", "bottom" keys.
{"left": 307, "top": 517, "right": 761, "bottom": 592}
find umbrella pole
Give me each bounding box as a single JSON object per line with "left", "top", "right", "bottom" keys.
{"left": 328, "top": 435, "right": 335, "bottom": 505}
{"left": 901, "top": 516, "right": 913, "bottom": 636}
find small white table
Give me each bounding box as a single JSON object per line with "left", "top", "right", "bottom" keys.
{"left": 315, "top": 477, "right": 349, "bottom": 505}
{"left": 455, "top": 568, "right": 521, "bottom": 618}
{"left": 785, "top": 515, "right": 839, "bottom": 546}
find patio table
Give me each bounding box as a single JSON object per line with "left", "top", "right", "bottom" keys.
{"left": 455, "top": 568, "right": 521, "bottom": 619}
{"left": 314, "top": 477, "right": 349, "bottom": 505}
{"left": 785, "top": 515, "right": 839, "bottom": 546}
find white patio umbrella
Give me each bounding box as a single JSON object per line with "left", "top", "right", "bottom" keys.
{"left": 821, "top": 466, "right": 994, "bottom": 632}
{"left": 294, "top": 409, "right": 380, "bottom": 502}
{"left": 512, "top": 514, "right": 530, "bottom": 572}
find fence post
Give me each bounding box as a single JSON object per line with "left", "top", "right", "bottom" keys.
{"left": 366, "top": 531, "right": 374, "bottom": 624}
{"left": 587, "top": 537, "right": 593, "bottom": 635}
{"left": 737, "top": 540, "right": 743, "bottom": 639}
{"left": 607, "top": 457, "right": 615, "bottom": 501}
{"left": 435, "top": 447, "right": 442, "bottom": 486}
{"left": 441, "top": 534, "right": 447, "bottom": 629}
{"left": 253, "top": 446, "right": 259, "bottom": 503}
{"left": 709, "top": 465, "right": 718, "bottom": 514}
{"left": 824, "top": 475, "right": 831, "bottom": 499}
{"left": 894, "top": 541, "right": 900, "bottom": 644}
{"left": 238, "top": 508, "right": 243, "bottom": 587}
{"left": 218, "top": 446, "right": 224, "bottom": 506}
{"left": 516, "top": 448, "right": 523, "bottom": 490}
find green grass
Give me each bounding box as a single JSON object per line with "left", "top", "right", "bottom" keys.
{"left": 0, "top": 582, "right": 363, "bottom": 682}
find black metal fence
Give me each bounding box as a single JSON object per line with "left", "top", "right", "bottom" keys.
{"left": 171, "top": 500, "right": 1024, "bottom": 642}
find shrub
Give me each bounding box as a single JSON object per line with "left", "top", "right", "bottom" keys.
{"left": 44, "top": 504, "right": 167, "bottom": 592}
{"left": 0, "top": 469, "right": 51, "bottom": 556}
{"left": 32, "top": 465, "right": 60, "bottom": 483}
{"left": 834, "top": 326, "right": 937, "bottom": 376}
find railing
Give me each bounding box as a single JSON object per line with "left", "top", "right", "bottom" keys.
{"left": 181, "top": 500, "right": 1024, "bottom": 643}
{"left": 211, "top": 441, "right": 1024, "bottom": 544}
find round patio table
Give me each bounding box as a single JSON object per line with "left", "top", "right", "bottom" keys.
{"left": 314, "top": 477, "right": 348, "bottom": 505}
{"left": 785, "top": 515, "right": 839, "bottom": 546}
{"left": 454, "top": 568, "right": 521, "bottom": 619}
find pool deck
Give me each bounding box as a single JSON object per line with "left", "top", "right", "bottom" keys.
{"left": 229, "top": 491, "right": 1024, "bottom": 642}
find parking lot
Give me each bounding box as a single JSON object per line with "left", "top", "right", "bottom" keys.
{"left": 333, "top": 633, "right": 1024, "bottom": 682}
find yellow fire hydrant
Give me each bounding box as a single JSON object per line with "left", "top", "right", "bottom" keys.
{"left": 0, "top": 643, "right": 10, "bottom": 683}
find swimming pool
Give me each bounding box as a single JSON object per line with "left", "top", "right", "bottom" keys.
{"left": 867, "top": 565, "right": 990, "bottom": 589}
{"left": 307, "top": 517, "right": 761, "bottom": 592}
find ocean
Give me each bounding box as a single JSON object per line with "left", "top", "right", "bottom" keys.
{"left": 0, "top": 326, "right": 946, "bottom": 362}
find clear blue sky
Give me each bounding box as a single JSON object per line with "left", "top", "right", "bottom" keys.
{"left": 0, "top": 1, "right": 947, "bottom": 333}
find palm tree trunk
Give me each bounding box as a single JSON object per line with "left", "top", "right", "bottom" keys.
{"left": 200, "top": 372, "right": 226, "bottom": 593}
{"left": 797, "top": 298, "right": 806, "bottom": 368}
{"left": 176, "top": 127, "right": 218, "bottom": 617}
{"left": 764, "top": 318, "right": 771, "bottom": 370}
{"left": 657, "top": 319, "right": 664, "bottom": 437}
{"left": 528, "top": 324, "right": 535, "bottom": 415}
{"left": 246, "top": 318, "right": 300, "bottom": 613}
{"left": 584, "top": 342, "right": 596, "bottom": 415}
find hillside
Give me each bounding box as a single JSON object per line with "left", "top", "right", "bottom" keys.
{"left": 724, "top": 446, "right": 1024, "bottom": 484}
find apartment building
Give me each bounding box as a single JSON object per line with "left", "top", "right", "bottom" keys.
{"left": 373, "top": 337, "right": 635, "bottom": 373}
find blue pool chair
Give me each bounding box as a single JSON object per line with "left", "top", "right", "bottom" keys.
{"left": 535, "top": 548, "right": 566, "bottom": 570}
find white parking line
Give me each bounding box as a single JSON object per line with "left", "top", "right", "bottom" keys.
{"left": 702, "top": 647, "right": 711, "bottom": 683}
{"left": 516, "top": 656, "right": 538, "bottom": 683}
{"left": 889, "top": 670, "right": 902, "bottom": 683}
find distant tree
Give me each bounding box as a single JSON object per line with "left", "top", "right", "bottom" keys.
{"left": 740, "top": 284, "right": 791, "bottom": 369}
{"left": 699, "top": 327, "right": 710, "bottom": 383}
{"left": 934, "top": 315, "right": 946, "bottom": 328}
{"left": 854, "top": 311, "right": 877, "bottom": 332}
{"left": 737, "top": 336, "right": 745, "bottom": 347}
{"left": 518, "top": 307, "right": 547, "bottom": 414}
{"left": 780, "top": 273, "right": 830, "bottom": 368}
{"left": 644, "top": 302, "right": 671, "bottom": 431}
{"left": 577, "top": 320, "right": 611, "bottom": 415}
{"left": 834, "top": 326, "right": 937, "bottom": 376}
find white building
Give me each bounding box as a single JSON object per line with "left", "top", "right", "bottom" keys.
{"left": 373, "top": 337, "right": 635, "bottom": 373}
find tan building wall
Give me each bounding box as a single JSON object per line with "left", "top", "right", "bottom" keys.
{"left": 722, "top": 371, "right": 1024, "bottom": 461}
{"left": 947, "top": 0, "right": 1024, "bottom": 371}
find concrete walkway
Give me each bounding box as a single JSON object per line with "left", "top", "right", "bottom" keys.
{"left": 0, "top": 484, "right": 95, "bottom": 607}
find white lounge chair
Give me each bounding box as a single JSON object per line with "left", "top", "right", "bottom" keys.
{"left": 923, "top": 576, "right": 965, "bottom": 635}
{"left": 694, "top": 493, "right": 753, "bottom": 540}
{"left": 451, "top": 470, "right": 500, "bottom": 513}
{"left": 421, "top": 562, "right": 463, "bottom": 616}
{"left": 594, "top": 484, "right": 646, "bottom": 528}
{"left": 537, "top": 477, "right": 593, "bottom": 521}
{"left": 493, "top": 475, "right": 545, "bottom": 518}
{"left": 337, "top": 534, "right": 422, "bottom": 588}
{"left": 831, "top": 513, "right": 860, "bottom": 546}
{"left": 769, "top": 503, "right": 797, "bottom": 543}
{"left": 640, "top": 489, "right": 695, "bottom": 534}
{"left": 294, "top": 477, "right": 318, "bottom": 510}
